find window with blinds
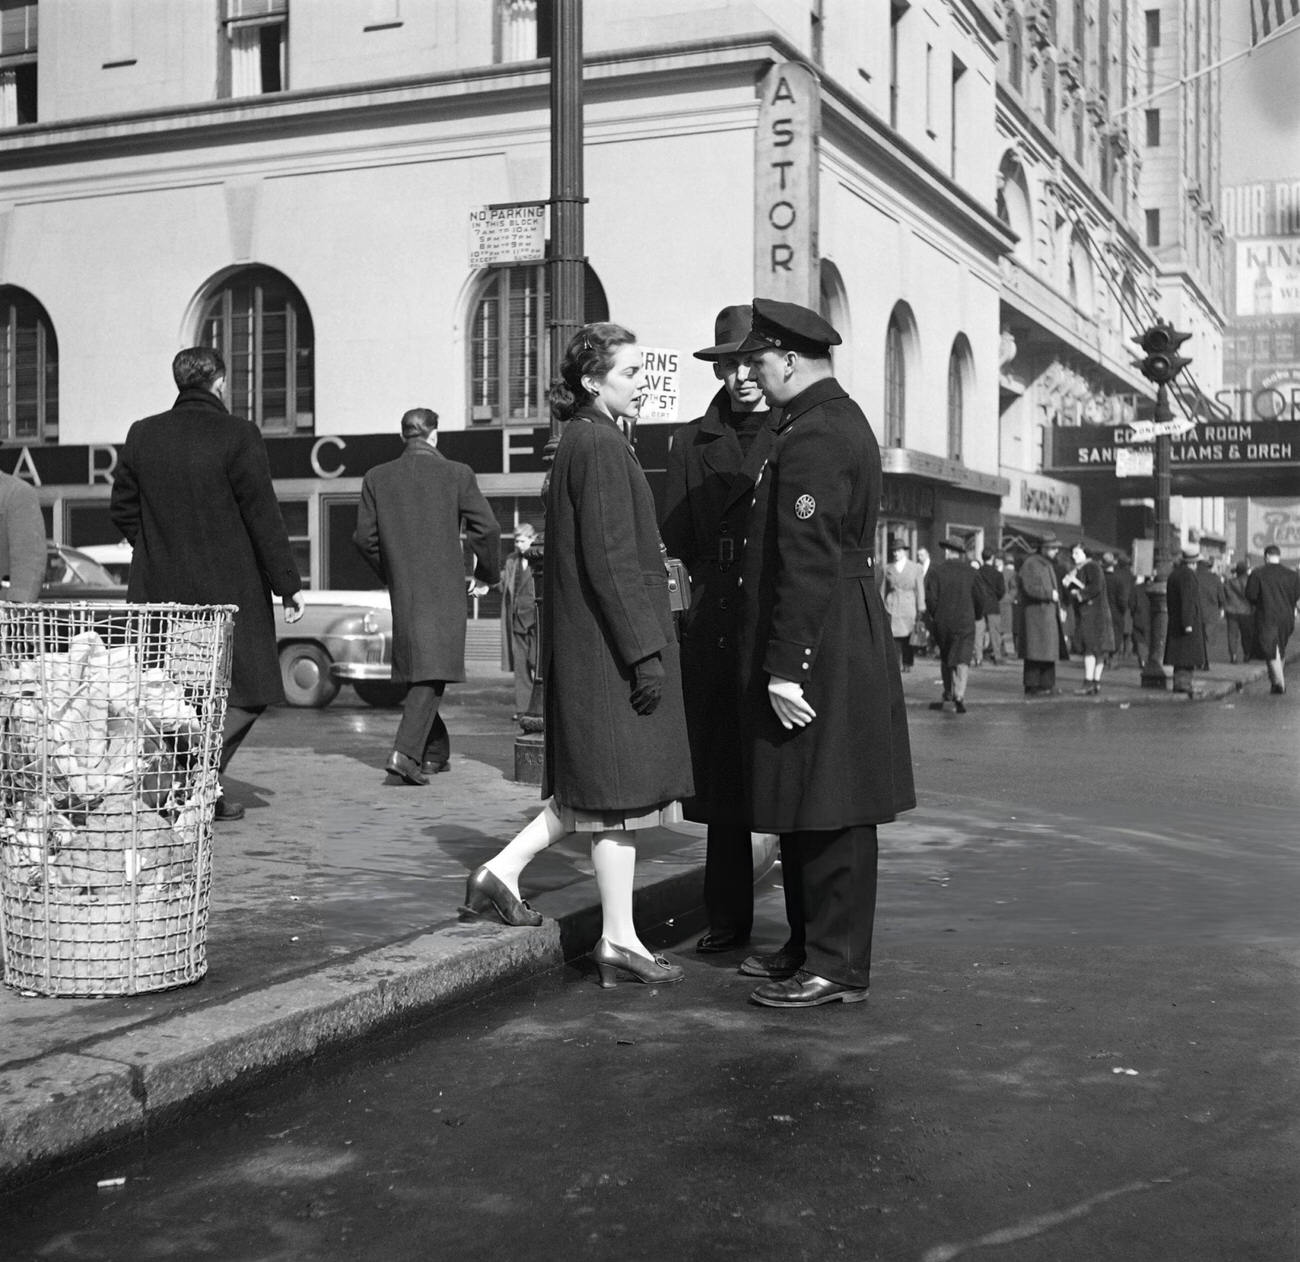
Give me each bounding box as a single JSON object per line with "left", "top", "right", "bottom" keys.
{"left": 468, "top": 263, "right": 608, "bottom": 426}
{"left": 199, "top": 267, "right": 314, "bottom": 435}
{"left": 0, "top": 287, "right": 57, "bottom": 443}
{"left": 885, "top": 317, "right": 906, "bottom": 449}
{"left": 223, "top": 0, "right": 287, "bottom": 96}
{"left": 0, "top": 0, "right": 37, "bottom": 126}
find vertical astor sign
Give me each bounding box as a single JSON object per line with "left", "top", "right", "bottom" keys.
{"left": 755, "top": 63, "right": 820, "bottom": 307}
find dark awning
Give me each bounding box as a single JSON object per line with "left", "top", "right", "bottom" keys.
{"left": 1000, "top": 516, "right": 1129, "bottom": 560}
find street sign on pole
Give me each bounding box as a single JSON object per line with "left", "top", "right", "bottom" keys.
{"left": 468, "top": 202, "right": 546, "bottom": 268}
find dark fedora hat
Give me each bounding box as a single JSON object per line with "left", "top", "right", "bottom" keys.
{"left": 1038, "top": 531, "right": 1061, "bottom": 548}
{"left": 939, "top": 535, "right": 968, "bottom": 553}
{"left": 693, "top": 305, "right": 754, "bottom": 361}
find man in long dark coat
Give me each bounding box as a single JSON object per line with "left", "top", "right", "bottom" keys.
{"left": 1016, "top": 534, "right": 1068, "bottom": 695}
{"left": 733, "top": 298, "right": 915, "bottom": 1009}
{"left": 1165, "top": 542, "right": 1208, "bottom": 697}
{"left": 499, "top": 522, "right": 539, "bottom": 719}
{"left": 661, "top": 305, "right": 779, "bottom": 955}
{"left": 111, "top": 346, "right": 305, "bottom": 821}
{"left": 924, "top": 536, "right": 979, "bottom": 712}
{"left": 1102, "top": 552, "right": 1135, "bottom": 661}
{"left": 355, "top": 408, "right": 499, "bottom": 785}
{"left": 1246, "top": 545, "right": 1300, "bottom": 694}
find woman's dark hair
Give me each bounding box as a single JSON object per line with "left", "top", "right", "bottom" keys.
{"left": 548, "top": 322, "right": 636, "bottom": 423}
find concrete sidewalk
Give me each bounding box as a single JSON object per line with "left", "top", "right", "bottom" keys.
{"left": 0, "top": 646, "right": 1289, "bottom": 1191}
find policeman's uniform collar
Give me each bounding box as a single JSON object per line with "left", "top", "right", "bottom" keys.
{"left": 775, "top": 377, "right": 846, "bottom": 430}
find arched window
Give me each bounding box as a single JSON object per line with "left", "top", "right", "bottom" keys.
{"left": 947, "top": 336, "right": 972, "bottom": 463}
{"left": 1069, "top": 229, "right": 1096, "bottom": 314}
{"left": 997, "top": 151, "right": 1033, "bottom": 265}
{"left": 1007, "top": 11, "right": 1023, "bottom": 91}
{"left": 884, "top": 315, "right": 906, "bottom": 449}
{"left": 198, "top": 266, "right": 314, "bottom": 434}
{"left": 1042, "top": 65, "right": 1056, "bottom": 132}
{"left": 468, "top": 262, "right": 608, "bottom": 426}
{"left": 819, "top": 259, "right": 850, "bottom": 384}
{"left": 0, "top": 286, "right": 58, "bottom": 443}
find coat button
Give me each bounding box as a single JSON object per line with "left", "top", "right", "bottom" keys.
{"left": 717, "top": 636, "right": 728, "bottom": 649}
{"left": 718, "top": 597, "right": 729, "bottom": 611}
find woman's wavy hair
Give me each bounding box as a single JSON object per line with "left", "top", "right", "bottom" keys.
{"left": 548, "top": 322, "right": 637, "bottom": 423}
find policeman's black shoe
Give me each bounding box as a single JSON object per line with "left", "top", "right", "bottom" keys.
{"left": 213, "top": 798, "right": 245, "bottom": 822}
{"left": 953, "top": 699, "right": 967, "bottom": 714}
{"left": 421, "top": 757, "right": 450, "bottom": 775}
{"left": 1271, "top": 683, "right": 1286, "bottom": 695}
{"left": 385, "top": 751, "right": 429, "bottom": 785}
{"left": 696, "top": 930, "right": 750, "bottom": 954}
{"left": 749, "top": 971, "right": 869, "bottom": 1008}
{"left": 738, "top": 948, "right": 805, "bottom": 979}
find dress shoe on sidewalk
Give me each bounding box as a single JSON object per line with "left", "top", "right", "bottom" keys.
{"left": 749, "top": 970, "right": 869, "bottom": 1008}
{"left": 459, "top": 866, "right": 543, "bottom": 927}
{"left": 696, "top": 930, "right": 750, "bottom": 954}
{"left": 421, "top": 758, "right": 450, "bottom": 775}
{"left": 385, "top": 751, "right": 429, "bottom": 785}
{"left": 213, "top": 798, "right": 245, "bottom": 822}
{"left": 738, "top": 948, "right": 805, "bottom": 979}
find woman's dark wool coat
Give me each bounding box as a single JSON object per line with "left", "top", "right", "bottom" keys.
{"left": 354, "top": 441, "right": 500, "bottom": 684}
{"left": 541, "top": 407, "right": 694, "bottom": 813}
{"left": 110, "top": 388, "right": 301, "bottom": 709}
{"left": 737, "top": 378, "right": 915, "bottom": 833}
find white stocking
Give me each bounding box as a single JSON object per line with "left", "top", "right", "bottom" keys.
{"left": 591, "top": 831, "right": 647, "bottom": 955}
{"left": 483, "top": 799, "right": 566, "bottom": 896}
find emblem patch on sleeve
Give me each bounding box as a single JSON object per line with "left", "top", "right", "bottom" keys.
{"left": 794, "top": 494, "right": 816, "bottom": 520}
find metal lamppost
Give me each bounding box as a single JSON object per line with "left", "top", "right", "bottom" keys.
{"left": 514, "top": 0, "right": 585, "bottom": 783}
{"left": 1132, "top": 320, "right": 1192, "bottom": 689}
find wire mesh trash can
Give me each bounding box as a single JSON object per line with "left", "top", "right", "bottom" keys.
{"left": 0, "top": 603, "right": 235, "bottom": 997}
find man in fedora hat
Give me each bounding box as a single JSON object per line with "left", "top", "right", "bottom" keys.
{"left": 499, "top": 521, "right": 539, "bottom": 719}
{"left": 661, "top": 305, "right": 779, "bottom": 954}
{"left": 1016, "top": 532, "right": 1068, "bottom": 695}
{"left": 730, "top": 297, "right": 915, "bottom": 1008}
{"left": 924, "top": 535, "right": 980, "bottom": 712}
{"left": 1165, "top": 540, "right": 1207, "bottom": 698}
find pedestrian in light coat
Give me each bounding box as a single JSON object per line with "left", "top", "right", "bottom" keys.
{"left": 355, "top": 408, "right": 500, "bottom": 784}
{"left": 464, "top": 323, "right": 695, "bottom": 991}
{"left": 881, "top": 538, "right": 926, "bottom": 671}
{"left": 1061, "top": 544, "right": 1114, "bottom": 694}
{"left": 1016, "top": 534, "right": 1068, "bottom": 695}
{"left": 499, "top": 522, "right": 539, "bottom": 719}
{"left": 0, "top": 467, "right": 45, "bottom": 602}
{"left": 924, "top": 536, "right": 979, "bottom": 712}
{"left": 661, "top": 304, "right": 779, "bottom": 954}
{"left": 110, "top": 346, "right": 305, "bottom": 820}
{"left": 733, "top": 298, "right": 915, "bottom": 1009}
{"left": 1246, "top": 545, "right": 1300, "bottom": 694}
{"left": 1165, "top": 542, "right": 1208, "bottom": 697}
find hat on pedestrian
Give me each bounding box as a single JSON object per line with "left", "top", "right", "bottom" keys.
{"left": 1180, "top": 541, "right": 1200, "bottom": 559}
{"left": 513, "top": 522, "right": 537, "bottom": 541}
{"left": 735, "top": 297, "right": 843, "bottom": 357}
{"left": 1038, "top": 531, "right": 1060, "bottom": 549}
{"left": 692, "top": 305, "right": 754, "bottom": 361}
{"left": 1102, "top": 551, "right": 1116, "bottom": 565}
{"left": 940, "top": 536, "right": 968, "bottom": 553}
{"left": 888, "top": 535, "right": 907, "bottom": 553}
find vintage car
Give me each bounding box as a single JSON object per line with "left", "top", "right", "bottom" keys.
{"left": 280, "top": 589, "right": 404, "bottom": 709}
{"left": 40, "top": 543, "right": 128, "bottom": 599}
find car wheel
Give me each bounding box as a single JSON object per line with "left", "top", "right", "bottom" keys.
{"left": 279, "top": 642, "right": 341, "bottom": 708}
{"left": 352, "top": 679, "right": 408, "bottom": 708}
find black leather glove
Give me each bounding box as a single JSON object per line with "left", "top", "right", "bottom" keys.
{"left": 630, "top": 655, "right": 665, "bottom": 716}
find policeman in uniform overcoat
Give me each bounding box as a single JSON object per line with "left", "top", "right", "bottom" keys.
{"left": 661, "top": 305, "right": 779, "bottom": 954}
{"left": 1165, "top": 542, "right": 1208, "bottom": 697}
{"left": 733, "top": 298, "right": 915, "bottom": 1008}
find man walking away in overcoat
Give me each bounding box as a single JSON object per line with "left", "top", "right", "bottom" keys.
{"left": 976, "top": 549, "right": 1006, "bottom": 665}
{"left": 733, "top": 298, "right": 915, "bottom": 1009}
{"left": 1165, "top": 542, "right": 1207, "bottom": 698}
{"left": 1101, "top": 552, "right": 1134, "bottom": 662}
{"left": 1194, "top": 556, "right": 1226, "bottom": 664}
{"left": 924, "top": 536, "right": 979, "bottom": 713}
{"left": 1246, "top": 545, "right": 1300, "bottom": 694}
{"left": 1223, "top": 560, "right": 1254, "bottom": 664}
{"left": 661, "top": 305, "right": 779, "bottom": 955}
{"left": 110, "top": 347, "right": 305, "bottom": 821}
{"left": 355, "top": 409, "right": 499, "bottom": 785}
{"left": 499, "top": 522, "right": 539, "bottom": 719}
{"left": 1016, "top": 533, "right": 1068, "bottom": 695}
{"left": 0, "top": 465, "right": 45, "bottom": 602}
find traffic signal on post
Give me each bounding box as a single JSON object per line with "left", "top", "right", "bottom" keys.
{"left": 1131, "top": 320, "right": 1192, "bottom": 385}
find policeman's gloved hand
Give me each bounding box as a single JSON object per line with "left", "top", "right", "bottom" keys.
{"left": 630, "top": 654, "right": 665, "bottom": 715}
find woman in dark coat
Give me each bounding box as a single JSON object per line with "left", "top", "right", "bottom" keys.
{"left": 463, "top": 324, "right": 694, "bottom": 987}
{"left": 1061, "top": 544, "right": 1115, "bottom": 694}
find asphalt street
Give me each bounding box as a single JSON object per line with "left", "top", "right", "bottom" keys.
{"left": 2, "top": 676, "right": 1296, "bottom": 1261}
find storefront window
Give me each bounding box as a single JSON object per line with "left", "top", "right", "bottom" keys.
{"left": 0, "top": 285, "right": 57, "bottom": 443}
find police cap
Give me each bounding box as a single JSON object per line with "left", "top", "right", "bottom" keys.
{"left": 735, "top": 297, "right": 842, "bottom": 356}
